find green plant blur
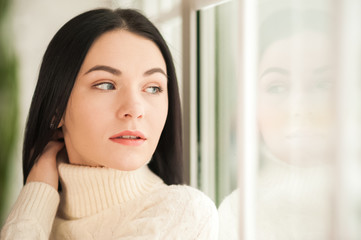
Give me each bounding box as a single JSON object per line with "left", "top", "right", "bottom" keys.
{"left": 0, "top": 0, "right": 19, "bottom": 225}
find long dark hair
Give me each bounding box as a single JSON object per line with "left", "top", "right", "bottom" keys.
{"left": 23, "top": 8, "right": 183, "bottom": 185}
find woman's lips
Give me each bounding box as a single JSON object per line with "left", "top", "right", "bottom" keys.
{"left": 286, "top": 132, "right": 325, "bottom": 139}
{"left": 109, "top": 130, "right": 146, "bottom": 146}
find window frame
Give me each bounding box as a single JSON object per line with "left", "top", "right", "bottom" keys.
{"left": 181, "top": 0, "right": 234, "bottom": 191}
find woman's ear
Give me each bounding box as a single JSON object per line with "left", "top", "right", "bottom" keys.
{"left": 57, "top": 118, "right": 64, "bottom": 128}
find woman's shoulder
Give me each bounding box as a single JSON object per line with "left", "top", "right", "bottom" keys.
{"left": 157, "top": 184, "right": 215, "bottom": 203}
{"left": 151, "top": 184, "right": 218, "bottom": 218}
{"left": 148, "top": 184, "right": 218, "bottom": 238}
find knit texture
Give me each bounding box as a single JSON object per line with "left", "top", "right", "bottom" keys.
{"left": 1, "top": 163, "right": 218, "bottom": 240}
{"left": 0, "top": 182, "right": 60, "bottom": 240}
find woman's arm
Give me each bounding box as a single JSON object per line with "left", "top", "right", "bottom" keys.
{"left": 0, "top": 141, "right": 63, "bottom": 240}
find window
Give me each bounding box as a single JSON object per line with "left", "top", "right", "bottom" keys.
{"left": 196, "top": 1, "right": 238, "bottom": 204}
{"left": 184, "top": 0, "right": 361, "bottom": 239}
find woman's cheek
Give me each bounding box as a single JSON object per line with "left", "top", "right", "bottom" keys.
{"left": 258, "top": 101, "right": 288, "bottom": 136}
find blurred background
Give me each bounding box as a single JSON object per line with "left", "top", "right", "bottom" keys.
{"left": 1, "top": 0, "right": 361, "bottom": 239}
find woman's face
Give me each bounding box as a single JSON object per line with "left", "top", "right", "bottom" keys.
{"left": 61, "top": 30, "right": 168, "bottom": 171}
{"left": 258, "top": 31, "right": 336, "bottom": 166}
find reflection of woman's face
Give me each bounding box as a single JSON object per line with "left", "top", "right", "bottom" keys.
{"left": 258, "top": 31, "right": 335, "bottom": 166}
{"left": 61, "top": 30, "right": 168, "bottom": 171}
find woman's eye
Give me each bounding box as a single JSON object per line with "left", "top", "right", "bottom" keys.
{"left": 315, "top": 80, "right": 333, "bottom": 91}
{"left": 145, "top": 86, "right": 163, "bottom": 94}
{"left": 94, "top": 82, "right": 115, "bottom": 90}
{"left": 266, "top": 83, "right": 288, "bottom": 94}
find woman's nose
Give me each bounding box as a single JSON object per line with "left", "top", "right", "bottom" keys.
{"left": 289, "top": 93, "right": 315, "bottom": 119}
{"left": 116, "top": 91, "right": 144, "bottom": 119}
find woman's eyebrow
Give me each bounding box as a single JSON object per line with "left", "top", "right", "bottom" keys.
{"left": 144, "top": 68, "right": 168, "bottom": 78}
{"left": 259, "top": 67, "right": 289, "bottom": 79}
{"left": 313, "top": 65, "right": 332, "bottom": 75}
{"left": 84, "top": 65, "right": 122, "bottom": 76}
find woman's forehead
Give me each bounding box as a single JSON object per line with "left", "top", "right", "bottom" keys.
{"left": 79, "top": 30, "right": 167, "bottom": 75}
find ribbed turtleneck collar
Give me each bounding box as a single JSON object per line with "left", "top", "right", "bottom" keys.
{"left": 57, "top": 163, "right": 165, "bottom": 219}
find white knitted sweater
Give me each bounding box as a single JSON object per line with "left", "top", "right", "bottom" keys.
{"left": 1, "top": 163, "right": 218, "bottom": 239}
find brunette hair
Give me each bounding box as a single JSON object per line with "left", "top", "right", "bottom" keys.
{"left": 259, "top": 8, "right": 332, "bottom": 59}
{"left": 23, "top": 8, "right": 183, "bottom": 185}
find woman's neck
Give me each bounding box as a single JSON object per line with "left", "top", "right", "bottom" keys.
{"left": 57, "top": 163, "right": 165, "bottom": 219}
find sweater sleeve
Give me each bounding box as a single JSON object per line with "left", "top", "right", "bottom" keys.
{"left": 0, "top": 182, "right": 60, "bottom": 240}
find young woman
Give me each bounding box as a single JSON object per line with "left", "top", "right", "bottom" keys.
{"left": 1, "top": 8, "right": 218, "bottom": 239}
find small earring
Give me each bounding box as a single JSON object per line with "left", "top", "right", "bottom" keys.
{"left": 50, "top": 122, "right": 56, "bottom": 130}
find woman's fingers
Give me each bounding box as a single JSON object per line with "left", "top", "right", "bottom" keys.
{"left": 56, "top": 146, "right": 69, "bottom": 165}
{"left": 26, "top": 140, "right": 65, "bottom": 190}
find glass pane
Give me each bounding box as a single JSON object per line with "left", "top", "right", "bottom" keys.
{"left": 257, "top": 4, "right": 337, "bottom": 240}
{"left": 196, "top": 0, "right": 237, "bottom": 204}
{"left": 215, "top": 0, "right": 238, "bottom": 203}
{"left": 336, "top": 0, "right": 361, "bottom": 238}
{"left": 256, "top": 0, "right": 360, "bottom": 239}
{"left": 219, "top": 0, "right": 361, "bottom": 239}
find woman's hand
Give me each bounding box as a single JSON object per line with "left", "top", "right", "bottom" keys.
{"left": 26, "top": 131, "right": 65, "bottom": 190}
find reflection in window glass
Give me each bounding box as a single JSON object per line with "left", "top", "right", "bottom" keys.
{"left": 218, "top": 0, "right": 361, "bottom": 239}
{"left": 257, "top": 3, "right": 337, "bottom": 239}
